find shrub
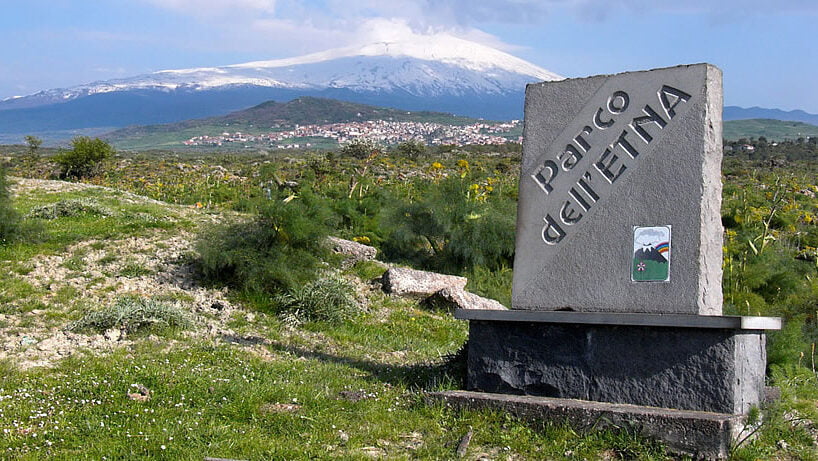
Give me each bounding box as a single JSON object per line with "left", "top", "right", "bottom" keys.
{"left": 0, "top": 166, "right": 20, "bottom": 244}
{"left": 54, "top": 136, "right": 114, "bottom": 179}
{"left": 340, "top": 138, "right": 381, "bottom": 160}
{"left": 382, "top": 175, "right": 516, "bottom": 274}
{"left": 68, "top": 297, "right": 191, "bottom": 334}
{"left": 394, "top": 140, "right": 426, "bottom": 158}
{"left": 767, "top": 316, "right": 811, "bottom": 370}
{"left": 275, "top": 275, "right": 358, "bottom": 325}
{"left": 197, "top": 186, "right": 339, "bottom": 298}
{"left": 26, "top": 198, "right": 113, "bottom": 219}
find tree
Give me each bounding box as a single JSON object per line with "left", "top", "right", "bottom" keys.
{"left": 394, "top": 140, "right": 426, "bottom": 158}
{"left": 23, "top": 135, "right": 43, "bottom": 172}
{"left": 340, "top": 138, "right": 381, "bottom": 160}
{"left": 54, "top": 136, "right": 114, "bottom": 179}
{"left": 25, "top": 135, "right": 42, "bottom": 157}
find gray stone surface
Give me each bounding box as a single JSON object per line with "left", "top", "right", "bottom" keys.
{"left": 467, "top": 319, "right": 766, "bottom": 415}
{"left": 326, "top": 236, "right": 378, "bottom": 264}
{"left": 512, "top": 64, "right": 724, "bottom": 315}
{"left": 381, "top": 267, "right": 467, "bottom": 298}
{"left": 429, "top": 390, "right": 746, "bottom": 459}
{"left": 454, "top": 309, "right": 781, "bottom": 330}
{"left": 423, "top": 287, "right": 508, "bottom": 311}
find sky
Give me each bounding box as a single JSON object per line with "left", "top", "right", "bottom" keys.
{"left": 2, "top": 0, "right": 817, "bottom": 113}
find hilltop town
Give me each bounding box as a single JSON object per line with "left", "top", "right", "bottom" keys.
{"left": 183, "top": 119, "right": 522, "bottom": 148}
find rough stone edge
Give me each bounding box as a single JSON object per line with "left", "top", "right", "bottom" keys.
{"left": 423, "top": 287, "right": 508, "bottom": 311}
{"left": 699, "top": 64, "right": 725, "bottom": 315}
{"left": 382, "top": 267, "right": 468, "bottom": 297}
{"left": 428, "top": 390, "right": 747, "bottom": 459}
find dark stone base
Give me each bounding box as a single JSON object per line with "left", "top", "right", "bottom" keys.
{"left": 468, "top": 319, "right": 766, "bottom": 414}
{"left": 430, "top": 390, "right": 749, "bottom": 459}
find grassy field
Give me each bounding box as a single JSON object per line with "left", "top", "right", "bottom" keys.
{"left": 0, "top": 150, "right": 816, "bottom": 459}
{"left": 724, "top": 118, "right": 818, "bottom": 141}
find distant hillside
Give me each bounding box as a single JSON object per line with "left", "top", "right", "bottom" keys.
{"left": 723, "top": 118, "right": 818, "bottom": 141}
{"left": 105, "top": 96, "right": 484, "bottom": 150}
{"left": 725, "top": 106, "right": 818, "bottom": 125}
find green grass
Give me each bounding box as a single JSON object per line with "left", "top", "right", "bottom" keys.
{"left": 119, "top": 262, "right": 153, "bottom": 278}
{"left": 724, "top": 118, "right": 818, "bottom": 141}
{"left": 631, "top": 259, "right": 669, "bottom": 282}
{"left": 0, "top": 318, "right": 673, "bottom": 460}
{"left": 1, "top": 152, "right": 817, "bottom": 459}
{"left": 0, "top": 188, "right": 193, "bottom": 265}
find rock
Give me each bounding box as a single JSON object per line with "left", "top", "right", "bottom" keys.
{"left": 456, "top": 427, "right": 473, "bottom": 458}
{"left": 326, "top": 236, "right": 377, "bottom": 264}
{"left": 424, "top": 287, "right": 508, "bottom": 311}
{"left": 382, "top": 267, "right": 467, "bottom": 298}
{"left": 338, "top": 430, "right": 349, "bottom": 445}
{"left": 104, "top": 329, "right": 122, "bottom": 342}
{"left": 36, "top": 337, "right": 60, "bottom": 351}
{"left": 128, "top": 384, "right": 151, "bottom": 402}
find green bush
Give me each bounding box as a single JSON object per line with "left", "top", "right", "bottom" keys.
{"left": 68, "top": 297, "right": 191, "bottom": 334}
{"left": 394, "top": 140, "right": 426, "bottom": 158}
{"left": 767, "top": 316, "right": 811, "bottom": 370}
{"left": 382, "top": 175, "right": 516, "bottom": 274}
{"left": 54, "top": 136, "right": 114, "bottom": 179}
{"left": 275, "top": 275, "right": 358, "bottom": 325}
{"left": 0, "top": 166, "right": 20, "bottom": 244}
{"left": 197, "top": 186, "right": 339, "bottom": 300}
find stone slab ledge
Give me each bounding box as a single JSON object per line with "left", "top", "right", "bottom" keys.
{"left": 454, "top": 309, "right": 781, "bottom": 330}
{"left": 428, "top": 390, "right": 751, "bottom": 459}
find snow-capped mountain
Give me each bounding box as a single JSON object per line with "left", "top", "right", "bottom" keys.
{"left": 0, "top": 32, "right": 561, "bottom": 137}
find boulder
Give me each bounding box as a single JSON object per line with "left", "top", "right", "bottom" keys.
{"left": 326, "top": 236, "right": 377, "bottom": 264}
{"left": 424, "top": 287, "right": 508, "bottom": 311}
{"left": 382, "top": 267, "right": 467, "bottom": 297}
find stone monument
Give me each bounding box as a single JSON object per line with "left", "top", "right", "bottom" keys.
{"left": 433, "top": 64, "right": 781, "bottom": 459}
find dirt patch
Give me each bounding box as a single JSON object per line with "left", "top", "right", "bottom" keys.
{"left": 1, "top": 178, "right": 250, "bottom": 369}
{"left": 2, "top": 178, "right": 380, "bottom": 370}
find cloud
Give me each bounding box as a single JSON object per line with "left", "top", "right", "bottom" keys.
{"left": 570, "top": 0, "right": 818, "bottom": 20}
{"left": 634, "top": 227, "right": 669, "bottom": 246}
{"left": 143, "top": 0, "right": 277, "bottom": 15}
{"left": 135, "top": 0, "right": 818, "bottom": 61}
{"left": 136, "top": 0, "right": 556, "bottom": 56}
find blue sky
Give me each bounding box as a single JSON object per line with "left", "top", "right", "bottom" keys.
{"left": 2, "top": 0, "right": 817, "bottom": 113}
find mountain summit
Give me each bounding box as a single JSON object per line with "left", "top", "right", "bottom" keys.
{"left": 0, "top": 33, "right": 561, "bottom": 138}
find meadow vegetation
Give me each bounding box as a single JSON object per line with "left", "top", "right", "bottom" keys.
{"left": 0, "top": 166, "right": 21, "bottom": 244}
{"left": 0, "top": 143, "right": 816, "bottom": 458}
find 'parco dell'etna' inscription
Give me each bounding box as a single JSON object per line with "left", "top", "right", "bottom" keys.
{"left": 529, "top": 85, "right": 691, "bottom": 245}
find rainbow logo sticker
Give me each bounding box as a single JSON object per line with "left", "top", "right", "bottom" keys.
{"left": 632, "top": 226, "right": 671, "bottom": 282}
